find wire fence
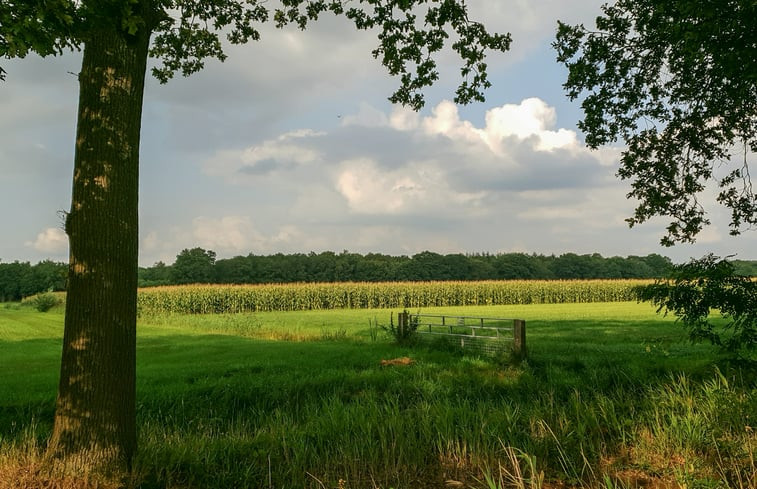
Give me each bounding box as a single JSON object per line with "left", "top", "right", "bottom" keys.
{"left": 401, "top": 312, "right": 526, "bottom": 358}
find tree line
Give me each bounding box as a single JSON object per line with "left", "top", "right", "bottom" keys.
{"left": 4, "top": 252, "right": 756, "bottom": 300}
{"left": 141, "top": 248, "right": 679, "bottom": 286}
{"left": 0, "top": 260, "right": 67, "bottom": 302}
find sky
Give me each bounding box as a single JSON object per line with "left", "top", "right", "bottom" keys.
{"left": 1, "top": 1, "right": 756, "bottom": 267}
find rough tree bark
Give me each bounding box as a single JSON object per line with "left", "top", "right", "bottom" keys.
{"left": 45, "top": 21, "right": 151, "bottom": 475}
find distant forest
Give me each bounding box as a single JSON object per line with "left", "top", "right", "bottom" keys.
{"left": 0, "top": 260, "right": 67, "bottom": 302}
{"left": 2, "top": 250, "right": 756, "bottom": 301}
{"left": 139, "top": 249, "right": 757, "bottom": 288}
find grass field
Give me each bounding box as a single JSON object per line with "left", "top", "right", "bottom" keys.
{"left": 1, "top": 301, "right": 755, "bottom": 489}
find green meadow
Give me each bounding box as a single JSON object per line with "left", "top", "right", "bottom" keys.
{"left": 1, "top": 301, "right": 755, "bottom": 488}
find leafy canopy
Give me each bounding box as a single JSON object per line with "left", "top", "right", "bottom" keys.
{"left": 0, "top": 0, "right": 511, "bottom": 109}
{"left": 554, "top": 0, "right": 757, "bottom": 246}
{"left": 636, "top": 254, "right": 757, "bottom": 356}
{"left": 171, "top": 247, "right": 217, "bottom": 285}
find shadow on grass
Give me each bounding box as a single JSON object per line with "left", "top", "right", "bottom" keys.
{"left": 3, "top": 316, "right": 751, "bottom": 489}
{"left": 1, "top": 317, "right": 725, "bottom": 437}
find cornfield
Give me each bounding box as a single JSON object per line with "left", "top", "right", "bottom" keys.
{"left": 136, "top": 280, "right": 651, "bottom": 315}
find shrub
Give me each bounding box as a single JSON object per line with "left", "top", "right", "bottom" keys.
{"left": 30, "top": 292, "right": 60, "bottom": 312}
{"left": 381, "top": 309, "right": 420, "bottom": 344}
{"left": 636, "top": 254, "right": 756, "bottom": 356}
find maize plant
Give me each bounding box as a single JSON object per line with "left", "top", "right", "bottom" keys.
{"left": 136, "top": 280, "right": 651, "bottom": 315}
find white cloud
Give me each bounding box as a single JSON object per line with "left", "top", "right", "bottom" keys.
{"left": 370, "top": 98, "right": 585, "bottom": 163}
{"left": 421, "top": 101, "right": 480, "bottom": 140}
{"left": 336, "top": 158, "right": 422, "bottom": 214}
{"left": 336, "top": 157, "right": 487, "bottom": 216}
{"left": 198, "top": 96, "right": 621, "bottom": 254}
{"left": 142, "top": 217, "right": 316, "bottom": 260}
{"left": 137, "top": 217, "right": 306, "bottom": 262}
{"left": 482, "top": 98, "right": 579, "bottom": 152}
{"left": 28, "top": 227, "right": 68, "bottom": 254}
{"left": 192, "top": 216, "right": 260, "bottom": 252}
{"left": 342, "top": 103, "right": 390, "bottom": 128}
{"left": 237, "top": 131, "right": 322, "bottom": 169}
{"left": 142, "top": 231, "right": 160, "bottom": 252}
{"left": 204, "top": 129, "right": 325, "bottom": 180}
{"left": 155, "top": 99, "right": 757, "bottom": 263}
{"left": 389, "top": 106, "right": 421, "bottom": 131}
{"left": 415, "top": 98, "right": 580, "bottom": 154}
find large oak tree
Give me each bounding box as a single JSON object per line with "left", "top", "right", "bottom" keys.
{"left": 553, "top": 0, "right": 757, "bottom": 246}
{"left": 0, "top": 0, "right": 509, "bottom": 476}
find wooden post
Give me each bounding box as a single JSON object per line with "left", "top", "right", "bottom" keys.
{"left": 513, "top": 319, "right": 526, "bottom": 361}
{"left": 398, "top": 311, "right": 408, "bottom": 337}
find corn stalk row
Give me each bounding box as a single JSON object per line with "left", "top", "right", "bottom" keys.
{"left": 137, "top": 280, "right": 651, "bottom": 314}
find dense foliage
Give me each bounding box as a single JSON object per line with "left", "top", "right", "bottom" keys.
{"left": 637, "top": 254, "right": 757, "bottom": 355}
{"left": 139, "top": 249, "right": 674, "bottom": 286}
{"left": 732, "top": 259, "right": 757, "bottom": 277}
{"left": 554, "top": 0, "right": 757, "bottom": 245}
{"left": 0, "top": 260, "right": 66, "bottom": 302}
{"left": 171, "top": 248, "right": 217, "bottom": 284}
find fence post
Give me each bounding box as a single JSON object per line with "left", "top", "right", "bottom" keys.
{"left": 398, "top": 311, "right": 408, "bottom": 337}
{"left": 513, "top": 319, "right": 527, "bottom": 361}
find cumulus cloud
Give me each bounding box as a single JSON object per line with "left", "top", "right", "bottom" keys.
{"left": 192, "top": 216, "right": 259, "bottom": 252}
{"left": 341, "top": 103, "right": 390, "bottom": 128}
{"left": 191, "top": 217, "right": 320, "bottom": 254}
{"left": 409, "top": 98, "right": 580, "bottom": 154}
{"left": 420, "top": 101, "right": 484, "bottom": 145}
{"left": 187, "top": 96, "right": 642, "bottom": 262}
{"left": 481, "top": 98, "right": 579, "bottom": 152}
{"left": 388, "top": 106, "right": 421, "bottom": 131}
{"left": 140, "top": 216, "right": 319, "bottom": 262}
{"left": 336, "top": 158, "right": 425, "bottom": 214}
{"left": 336, "top": 157, "right": 487, "bottom": 216}
{"left": 140, "top": 93, "right": 757, "bottom": 264}
{"left": 204, "top": 129, "right": 325, "bottom": 180}
{"left": 203, "top": 97, "right": 620, "bottom": 232}
{"left": 28, "top": 227, "right": 68, "bottom": 254}
{"left": 331, "top": 98, "right": 611, "bottom": 212}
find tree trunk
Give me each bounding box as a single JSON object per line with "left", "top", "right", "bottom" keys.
{"left": 46, "top": 22, "right": 150, "bottom": 476}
